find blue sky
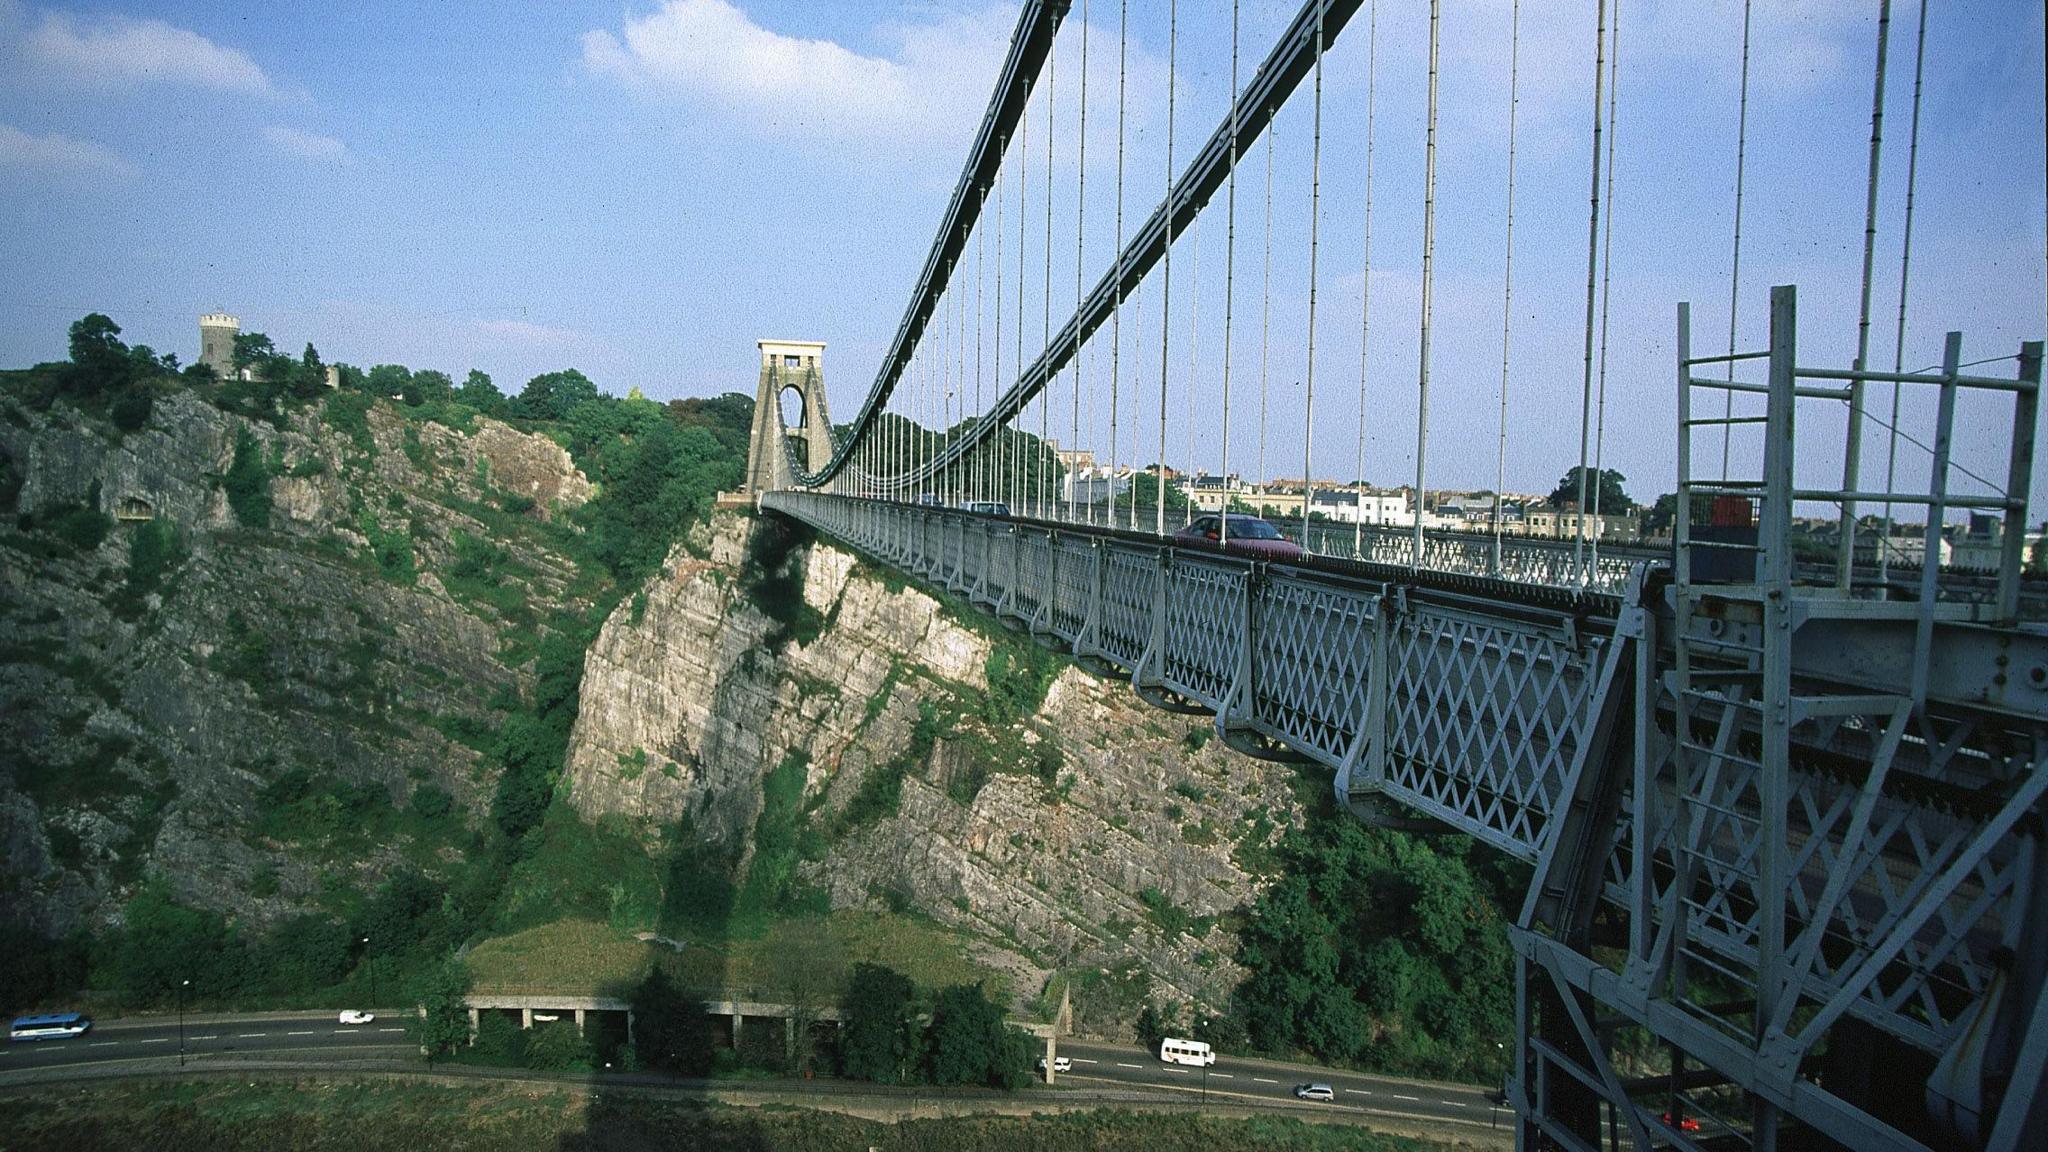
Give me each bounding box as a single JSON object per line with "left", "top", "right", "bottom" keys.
{"left": 2, "top": 0, "right": 2043, "bottom": 507}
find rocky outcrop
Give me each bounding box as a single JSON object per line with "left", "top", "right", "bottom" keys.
{"left": 0, "top": 389, "right": 599, "bottom": 934}
{"left": 564, "top": 513, "right": 1302, "bottom": 1017}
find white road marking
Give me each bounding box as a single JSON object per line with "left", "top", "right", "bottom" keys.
{"left": 1211, "top": 1073, "right": 1233, "bottom": 1079}
{"left": 332, "top": 1029, "right": 357, "bottom": 1034}
{"left": 237, "top": 1033, "right": 266, "bottom": 1038}
{"left": 90, "top": 1042, "right": 118, "bottom": 1048}
{"left": 191, "top": 1035, "right": 219, "bottom": 1041}
{"left": 1072, "top": 1058, "right": 1098, "bottom": 1064}
{"left": 1391, "top": 1093, "right": 1421, "bottom": 1102}
{"left": 1344, "top": 1088, "right": 1370, "bottom": 1095}
{"left": 1444, "top": 1101, "right": 1467, "bottom": 1108}
{"left": 139, "top": 1038, "right": 169, "bottom": 1044}
{"left": 1165, "top": 1067, "right": 1189, "bottom": 1074}
{"left": 377, "top": 1028, "right": 405, "bottom": 1033}
{"left": 286, "top": 1030, "right": 316, "bottom": 1036}
{"left": 1115, "top": 1062, "right": 1142, "bottom": 1069}
{"left": 1253, "top": 1077, "right": 1278, "bottom": 1084}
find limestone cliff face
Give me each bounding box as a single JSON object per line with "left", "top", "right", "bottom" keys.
{"left": 0, "top": 389, "right": 596, "bottom": 933}
{"left": 565, "top": 513, "right": 1302, "bottom": 1017}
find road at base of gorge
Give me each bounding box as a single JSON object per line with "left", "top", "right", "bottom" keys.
{"left": 3, "top": 1011, "right": 1514, "bottom": 1144}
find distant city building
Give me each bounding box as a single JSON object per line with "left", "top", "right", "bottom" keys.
{"left": 198, "top": 312, "right": 239, "bottom": 377}
{"left": 1308, "top": 487, "right": 1414, "bottom": 526}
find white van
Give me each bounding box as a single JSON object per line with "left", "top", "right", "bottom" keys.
{"left": 1158, "top": 1037, "right": 1216, "bottom": 1066}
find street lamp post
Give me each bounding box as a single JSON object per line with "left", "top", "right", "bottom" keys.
{"left": 362, "top": 936, "right": 376, "bottom": 1008}
{"left": 178, "top": 979, "right": 191, "bottom": 1067}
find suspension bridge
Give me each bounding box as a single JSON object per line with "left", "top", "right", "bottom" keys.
{"left": 736, "top": 2, "right": 2047, "bottom": 1149}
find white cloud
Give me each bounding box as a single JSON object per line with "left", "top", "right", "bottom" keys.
{"left": 3, "top": 2, "right": 275, "bottom": 94}
{"left": 0, "top": 122, "right": 134, "bottom": 177}
{"left": 580, "top": 0, "right": 1015, "bottom": 146}
{"left": 263, "top": 124, "right": 350, "bottom": 164}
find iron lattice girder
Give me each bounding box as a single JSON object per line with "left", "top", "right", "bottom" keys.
{"left": 815, "top": 0, "right": 1369, "bottom": 489}
{"left": 764, "top": 492, "right": 2048, "bottom": 1146}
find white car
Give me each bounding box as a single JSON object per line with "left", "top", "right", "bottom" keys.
{"left": 338, "top": 1010, "right": 375, "bottom": 1025}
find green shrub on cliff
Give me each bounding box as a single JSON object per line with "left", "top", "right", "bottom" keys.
{"left": 223, "top": 426, "right": 271, "bottom": 528}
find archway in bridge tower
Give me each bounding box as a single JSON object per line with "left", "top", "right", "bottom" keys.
{"left": 778, "top": 386, "right": 810, "bottom": 476}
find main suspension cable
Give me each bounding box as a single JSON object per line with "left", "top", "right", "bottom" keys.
{"left": 1880, "top": 0, "right": 1928, "bottom": 579}
{"left": 1413, "top": 0, "right": 1441, "bottom": 571}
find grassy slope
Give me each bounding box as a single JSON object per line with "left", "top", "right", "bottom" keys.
{"left": 466, "top": 912, "right": 1003, "bottom": 1002}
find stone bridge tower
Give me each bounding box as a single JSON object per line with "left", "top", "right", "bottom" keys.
{"left": 745, "top": 340, "right": 834, "bottom": 493}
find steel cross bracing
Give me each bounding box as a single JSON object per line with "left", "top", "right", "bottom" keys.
{"left": 763, "top": 288, "right": 2048, "bottom": 1152}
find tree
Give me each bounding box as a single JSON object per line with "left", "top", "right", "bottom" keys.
{"left": 101, "top": 877, "right": 242, "bottom": 1002}
{"left": 524, "top": 1020, "right": 593, "bottom": 1071}
{"left": 629, "top": 968, "right": 714, "bottom": 1076}
{"left": 769, "top": 920, "right": 843, "bottom": 1075}
{"left": 515, "top": 369, "right": 599, "bottom": 421}
{"left": 367, "top": 363, "right": 413, "bottom": 399}
{"left": 1546, "top": 466, "right": 1631, "bottom": 514}
{"left": 404, "top": 369, "right": 454, "bottom": 407}
{"left": 231, "top": 331, "right": 277, "bottom": 374}
{"left": 926, "top": 983, "right": 1028, "bottom": 1089}
{"left": 1232, "top": 814, "right": 1514, "bottom": 1078}
{"left": 258, "top": 913, "right": 351, "bottom": 993}
{"left": 66, "top": 313, "right": 130, "bottom": 396}
{"left": 1135, "top": 1001, "right": 1167, "bottom": 1051}
{"left": 1127, "top": 469, "right": 1190, "bottom": 514}
{"left": 1643, "top": 493, "right": 1678, "bottom": 538}
{"left": 290, "top": 343, "right": 328, "bottom": 399}
{"left": 458, "top": 369, "right": 504, "bottom": 415}
{"left": 356, "top": 868, "right": 447, "bottom": 960}
{"left": 839, "top": 962, "right": 919, "bottom": 1084}
{"left": 404, "top": 953, "right": 472, "bottom": 1062}
{"left": 223, "top": 427, "right": 272, "bottom": 528}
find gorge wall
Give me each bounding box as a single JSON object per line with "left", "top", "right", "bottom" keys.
{"left": 564, "top": 512, "right": 1307, "bottom": 1015}
{"left": 0, "top": 389, "right": 598, "bottom": 934}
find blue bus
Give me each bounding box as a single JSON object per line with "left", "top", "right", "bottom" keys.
{"left": 9, "top": 1012, "right": 92, "bottom": 1041}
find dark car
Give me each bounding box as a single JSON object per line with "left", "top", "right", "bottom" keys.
{"left": 1172, "top": 514, "right": 1305, "bottom": 561}
{"left": 965, "top": 500, "right": 1011, "bottom": 517}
